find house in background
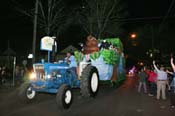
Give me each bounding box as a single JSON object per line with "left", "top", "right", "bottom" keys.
{"left": 55, "top": 45, "right": 79, "bottom": 61}
{"left": 0, "top": 41, "right": 16, "bottom": 68}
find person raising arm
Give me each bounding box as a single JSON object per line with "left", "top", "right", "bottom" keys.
{"left": 153, "top": 60, "right": 168, "bottom": 100}
{"left": 171, "top": 57, "right": 175, "bottom": 72}
{"left": 168, "top": 57, "right": 175, "bottom": 108}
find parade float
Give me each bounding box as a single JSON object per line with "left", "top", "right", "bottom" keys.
{"left": 75, "top": 35, "right": 125, "bottom": 85}
{"left": 18, "top": 35, "right": 125, "bottom": 110}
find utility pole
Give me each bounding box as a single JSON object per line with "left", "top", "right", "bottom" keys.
{"left": 151, "top": 25, "right": 155, "bottom": 59}
{"left": 151, "top": 26, "right": 154, "bottom": 50}
{"left": 32, "top": 0, "right": 39, "bottom": 63}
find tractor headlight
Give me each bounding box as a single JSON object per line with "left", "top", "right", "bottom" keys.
{"left": 30, "top": 72, "right": 36, "bottom": 80}
{"left": 47, "top": 74, "right": 51, "bottom": 79}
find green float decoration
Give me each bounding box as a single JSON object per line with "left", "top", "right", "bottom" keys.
{"left": 74, "top": 51, "right": 84, "bottom": 64}
{"left": 100, "top": 49, "right": 120, "bottom": 65}
{"left": 90, "top": 52, "right": 100, "bottom": 61}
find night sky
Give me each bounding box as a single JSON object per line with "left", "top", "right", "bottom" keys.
{"left": 0, "top": 0, "right": 174, "bottom": 56}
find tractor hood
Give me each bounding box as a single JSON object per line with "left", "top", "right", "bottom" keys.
{"left": 33, "top": 62, "right": 70, "bottom": 74}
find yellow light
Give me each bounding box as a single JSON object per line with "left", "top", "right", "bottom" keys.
{"left": 140, "top": 62, "right": 144, "bottom": 66}
{"left": 131, "top": 33, "right": 136, "bottom": 38}
{"left": 30, "top": 72, "right": 36, "bottom": 80}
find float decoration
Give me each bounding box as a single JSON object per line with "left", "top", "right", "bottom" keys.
{"left": 74, "top": 51, "right": 84, "bottom": 65}
{"left": 90, "top": 52, "right": 101, "bottom": 61}
{"left": 100, "top": 49, "right": 120, "bottom": 65}
{"left": 75, "top": 37, "right": 123, "bottom": 65}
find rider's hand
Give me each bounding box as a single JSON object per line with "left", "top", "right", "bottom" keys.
{"left": 153, "top": 60, "right": 155, "bottom": 64}
{"left": 171, "top": 57, "right": 173, "bottom": 63}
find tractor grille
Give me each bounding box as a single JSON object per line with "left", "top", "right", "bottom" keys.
{"left": 34, "top": 64, "right": 45, "bottom": 80}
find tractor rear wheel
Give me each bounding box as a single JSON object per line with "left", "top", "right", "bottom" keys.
{"left": 80, "top": 65, "right": 99, "bottom": 97}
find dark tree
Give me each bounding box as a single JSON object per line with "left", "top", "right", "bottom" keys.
{"left": 74, "top": 0, "right": 128, "bottom": 39}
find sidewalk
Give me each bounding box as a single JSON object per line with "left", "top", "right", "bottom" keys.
{"left": 0, "top": 79, "right": 22, "bottom": 91}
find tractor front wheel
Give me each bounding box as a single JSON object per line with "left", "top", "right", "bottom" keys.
{"left": 18, "top": 83, "right": 36, "bottom": 103}
{"left": 56, "top": 84, "right": 73, "bottom": 110}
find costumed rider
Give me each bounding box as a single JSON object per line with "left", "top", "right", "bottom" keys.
{"left": 64, "top": 51, "right": 78, "bottom": 79}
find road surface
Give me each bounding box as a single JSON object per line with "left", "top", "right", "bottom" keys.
{"left": 0, "top": 75, "right": 175, "bottom": 116}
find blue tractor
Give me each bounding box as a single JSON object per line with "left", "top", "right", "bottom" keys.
{"left": 18, "top": 37, "right": 125, "bottom": 109}
{"left": 18, "top": 60, "right": 100, "bottom": 109}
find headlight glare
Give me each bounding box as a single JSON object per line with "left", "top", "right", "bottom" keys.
{"left": 30, "top": 72, "right": 36, "bottom": 80}
{"left": 47, "top": 74, "right": 51, "bottom": 79}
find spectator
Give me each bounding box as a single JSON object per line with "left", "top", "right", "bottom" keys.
{"left": 0, "top": 66, "right": 2, "bottom": 85}
{"left": 166, "top": 57, "right": 175, "bottom": 108}
{"left": 1, "top": 66, "right": 7, "bottom": 84}
{"left": 138, "top": 68, "right": 148, "bottom": 93}
{"left": 145, "top": 68, "right": 157, "bottom": 96}
{"left": 153, "top": 60, "right": 169, "bottom": 100}
{"left": 15, "top": 65, "right": 22, "bottom": 85}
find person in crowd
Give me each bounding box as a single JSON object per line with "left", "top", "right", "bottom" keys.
{"left": 153, "top": 60, "right": 169, "bottom": 100}
{"left": 1, "top": 66, "right": 7, "bottom": 84}
{"left": 15, "top": 65, "right": 20, "bottom": 78}
{"left": 138, "top": 68, "right": 148, "bottom": 93}
{"left": 166, "top": 57, "right": 175, "bottom": 108}
{"left": 145, "top": 67, "right": 157, "bottom": 96}
{"left": 15, "top": 65, "right": 24, "bottom": 85}
{"left": 0, "top": 66, "right": 2, "bottom": 85}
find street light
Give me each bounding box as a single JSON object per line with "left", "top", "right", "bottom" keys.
{"left": 129, "top": 33, "right": 137, "bottom": 46}
{"left": 28, "top": 54, "right": 33, "bottom": 59}
{"left": 130, "top": 33, "right": 136, "bottom": 39}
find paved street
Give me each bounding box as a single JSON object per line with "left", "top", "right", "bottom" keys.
{"left": 0, "top": 75, "right": 175, "bottom": 116}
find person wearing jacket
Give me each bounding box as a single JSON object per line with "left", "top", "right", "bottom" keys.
{"left": 138, "top": 68, "right": 148, "bottom": 93}
{"left": 145, "top": 68, "right": 157, "bottom": 96}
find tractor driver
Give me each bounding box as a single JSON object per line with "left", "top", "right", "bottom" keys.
{"left": 64, "top": 51, "right": 78, "bottom": 78}
{"left": 65, "top": 51, "right": 77, "bottom": 68}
